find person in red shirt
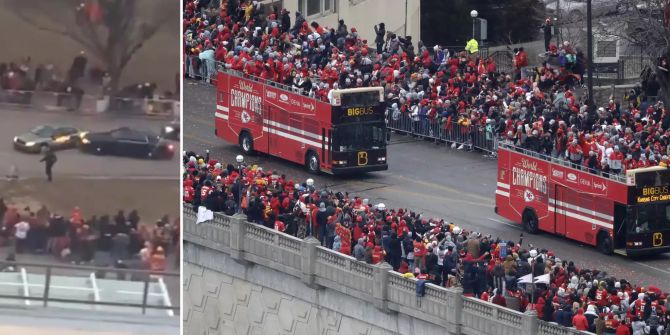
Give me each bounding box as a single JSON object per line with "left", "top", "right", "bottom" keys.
{"left": 615, "top": 319, "right": 630, "bottom": 335}
{"left": 371, "top": 245, "right": 384, "bottom": 264}
{"left": 183, "top": 179, "right": 195, "bottom": 203}
{"left": 274, "top": 220, "right": 285, "bottom": 232}
{"left": 609, "top": 146, "right": 624, "bottom": 173}
{"left": 492, "top": 289, "right": 507, "bottom": 307}
{"left": 413, "top": 240, "right": 427, "bottom": 271}
{"left": 572, "top": 308, "right": 589, "bottom": 331}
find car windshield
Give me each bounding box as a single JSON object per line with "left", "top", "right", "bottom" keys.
{"left": 333, "top": 122, "right": 385, "bottom": 151}
{"left": 31, "top": 125, "right": 55, "bottom": 137}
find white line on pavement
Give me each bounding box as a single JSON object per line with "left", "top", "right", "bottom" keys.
{"left": 633, "top": 261, "right": 670, "bottom": 276}
{"left": 487, "top": 217, "right": 522, "bottom": 229}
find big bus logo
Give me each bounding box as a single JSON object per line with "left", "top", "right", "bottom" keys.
{"left": 653, "top": 233, "right": 663, "bottom": 247}
{"left": 347, "top": 107, "right": 374, "bottom": 116}
{"left": 357, "top": 152, "right": 368, "bottom": 166}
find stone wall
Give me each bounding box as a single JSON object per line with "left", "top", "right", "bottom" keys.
{"left": 183, "top": 206, "right": 592, "bottom": 335}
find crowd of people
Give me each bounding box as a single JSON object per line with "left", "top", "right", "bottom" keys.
{"left": 0, "top": 198, "right": 178, "bottom": 273}
{"left": 183, "top": 0, "right": 669, "bottom": 178}
{"left": 183, "top": 150, "right": 669, "bottom": 334}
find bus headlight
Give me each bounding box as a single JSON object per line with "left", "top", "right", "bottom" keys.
{"left": 333, "top": 160, "right": 347, "bottom": 165}
{"left": 377, "top": 157, "right": 386, "bottom": 162}
{"left": 81, "top": 138, "right": 91, "bottom": 144}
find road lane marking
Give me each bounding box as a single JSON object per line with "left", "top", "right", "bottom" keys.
{"left": 634, "top": 261, "right": 670, "bottom": 276}
{"left": 487, "top": 217, "right": 522, "bottom": 229}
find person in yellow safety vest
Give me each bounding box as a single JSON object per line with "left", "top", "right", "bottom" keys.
{"left": 465, "top": 38, "right": 479, "bottom": 56}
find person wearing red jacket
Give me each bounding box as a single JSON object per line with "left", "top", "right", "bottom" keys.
{"left": 609, "top": 146, "right": 624, "bottom": 173}
{"left": 572, "top": 308, "right": 589, "bottom": 331}
{"left": 413, "top": 240, "right": 427, "bottom": 271}
{"left": 371, "top": 245, "right": 384, "bottom": 264}
{"left": 492, "top": 290, "right": 507, "bottom": 307}
{"left": 183, "top": 179, "right": 195, "bottom": 203}
{"left": 615, "top": 320, "right": 630, "bottom": 335}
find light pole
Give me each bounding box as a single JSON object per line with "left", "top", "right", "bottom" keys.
{"left": 586, "top": 0, "right": 594, "bottom": 111}
{"left": 404, "top": 0, "right": 408, "bottom": 37}
{"left": 470, "top": 10, "right": 478, "bottom": 41}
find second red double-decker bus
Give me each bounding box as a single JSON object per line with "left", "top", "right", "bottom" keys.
{"left": 495, "top": 143, "right": 670, "bottom": 256}
{"left": 214, "top": 70, "right": 388, "bottom": 174}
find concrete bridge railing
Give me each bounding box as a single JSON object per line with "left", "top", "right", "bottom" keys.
{"left": 183, "top": 206, "right": 592, "bottom": 335}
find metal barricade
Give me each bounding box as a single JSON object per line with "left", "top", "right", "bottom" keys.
{"left": 386, "top": 112, "right": 497, "bottom": 154}
{"left": 0, "top": 88, "right": 177, "bottom": 118}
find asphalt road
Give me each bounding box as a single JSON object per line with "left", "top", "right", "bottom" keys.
{"left": 0, "top": 108, "right": 180, "bottom": 179}
{"left": 184, "top": 80, "right": 670, "bottom": 291}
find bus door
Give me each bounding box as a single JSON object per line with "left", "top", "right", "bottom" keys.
{"left": 613, "top": 203, "right": 628, "bottom": 250}
{"left": 554, "top": 185, "right": 568, "bottom": 236}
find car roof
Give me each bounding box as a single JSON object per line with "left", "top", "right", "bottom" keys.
{"left": 36, "top": 124, "right": 77, "bottom": 129}
{"left": 109, "top": 127, "right": 158, "bottom": 137}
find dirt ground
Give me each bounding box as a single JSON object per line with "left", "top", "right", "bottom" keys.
{"left": 0, "top": 178, "right": 179, "bottom": 224}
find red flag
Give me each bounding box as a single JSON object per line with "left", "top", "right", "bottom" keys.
{"left": 665, "top": 0, "right": 670, "bottom": 28}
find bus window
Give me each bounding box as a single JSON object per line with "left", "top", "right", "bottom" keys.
{"left": 632, "top": 206, "right": 651, "bottom": 234}
{"left": 631, "top": 204, "right": 670, "bottom": 233}
{"left": 333, "top": 123, "right": 386, "bottom": 151}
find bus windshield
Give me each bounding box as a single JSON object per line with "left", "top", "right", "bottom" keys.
{"left": 629, "top": 203, "right": 670, "bottom": 234}
{"left": 333, "top": 122, "right": 386, "bottom": 151}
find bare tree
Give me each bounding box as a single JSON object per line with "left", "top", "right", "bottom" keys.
{"left": 5, "top": 0, "right": 174, "bottom": 94}
{"left": 599, "top": 0, "right": 670, "bottom": 102}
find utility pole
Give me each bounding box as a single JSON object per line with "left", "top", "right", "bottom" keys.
{"left": 404, "top": 0, "right": 408, "bottom": 37}
{"left": 586, "top": 0, "right": 594, "bottom": 109}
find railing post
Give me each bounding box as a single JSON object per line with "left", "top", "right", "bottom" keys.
{"left": 141, "top": 279, "right": 150, "bottom": 315}
{"left": 522, "top": 309, "right": 538, "bottom": 335}
{"left": 43, "top": 266, "right": 52, "bottom": 307}
{"left": 446, "top": 287, "right": 463, "bottom": 335}
{"left": 300, "top": 237, "right": 320, "bottom": 287}
{"left": 372, "top": 262, "right": 392, "bottom": 312}
{"left": 228, "top": 214, "right": 247, "bottom": 262}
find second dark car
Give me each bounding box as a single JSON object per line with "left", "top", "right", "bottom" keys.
{"left": 79, "top": 127, "right": 175, "bottom": 159}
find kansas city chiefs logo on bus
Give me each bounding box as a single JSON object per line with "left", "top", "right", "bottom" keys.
{"left": 241, "top": 111, "right": 251, "bottom": 124}
{"left": 524, "top": 189, "right": 535, "bottom": 202}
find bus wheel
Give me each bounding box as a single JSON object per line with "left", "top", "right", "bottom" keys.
{"left": 240, "top": 132, "right": 254, "bottom": 155}
{"left": 522, "top": 210, "right": 539, "bottom": 234}
{"left": 306, "top": 151, "right": 320, "bottom": 174}
{"left": 597, "top": 233, "right": 613, "bottom": 255}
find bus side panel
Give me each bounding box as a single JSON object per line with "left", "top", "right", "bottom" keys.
{"left": 228, "top": 75, "right": 267, "bottom": 153}
{"left": 499, "top": 148, "right": 551, "bottom": 229}
{"left": 215, "top": 73, "right": 238, "bottom": 145}
{"left": 495, "top": 148, "right": 522, "bottom": 225}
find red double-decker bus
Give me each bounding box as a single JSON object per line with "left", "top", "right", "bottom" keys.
{"left": 214, "top": 70, "right": 388, "bottom": 174}
{"left": 495, "top": 143, "right": 670, "bottom": 256}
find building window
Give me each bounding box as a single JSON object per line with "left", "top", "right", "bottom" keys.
{"left": 596, "top": 41, "right": 617, "bottom": 58}
{"left": 307, "top": 0, "right": 320, "bottom": 16}
{"left": 300, "top": 0, "right": 335, "bottom": 17}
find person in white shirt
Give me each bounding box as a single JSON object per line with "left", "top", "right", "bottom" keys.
{"left": 14, "top": 220, "right": 30, "bottom": 254}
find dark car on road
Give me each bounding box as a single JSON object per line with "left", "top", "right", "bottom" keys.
{"left": 79, "top": 127, "right": 175, "bottom": 159}
{"left": 161, "top": 120, "right": 180, "bottom": 141}
{"left": 13, "top": 124, "right": 87, "bottom": 153}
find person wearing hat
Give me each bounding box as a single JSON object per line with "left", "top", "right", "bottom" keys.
{"left": 315, "top": 202, "right": 329, "bottom": 246}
